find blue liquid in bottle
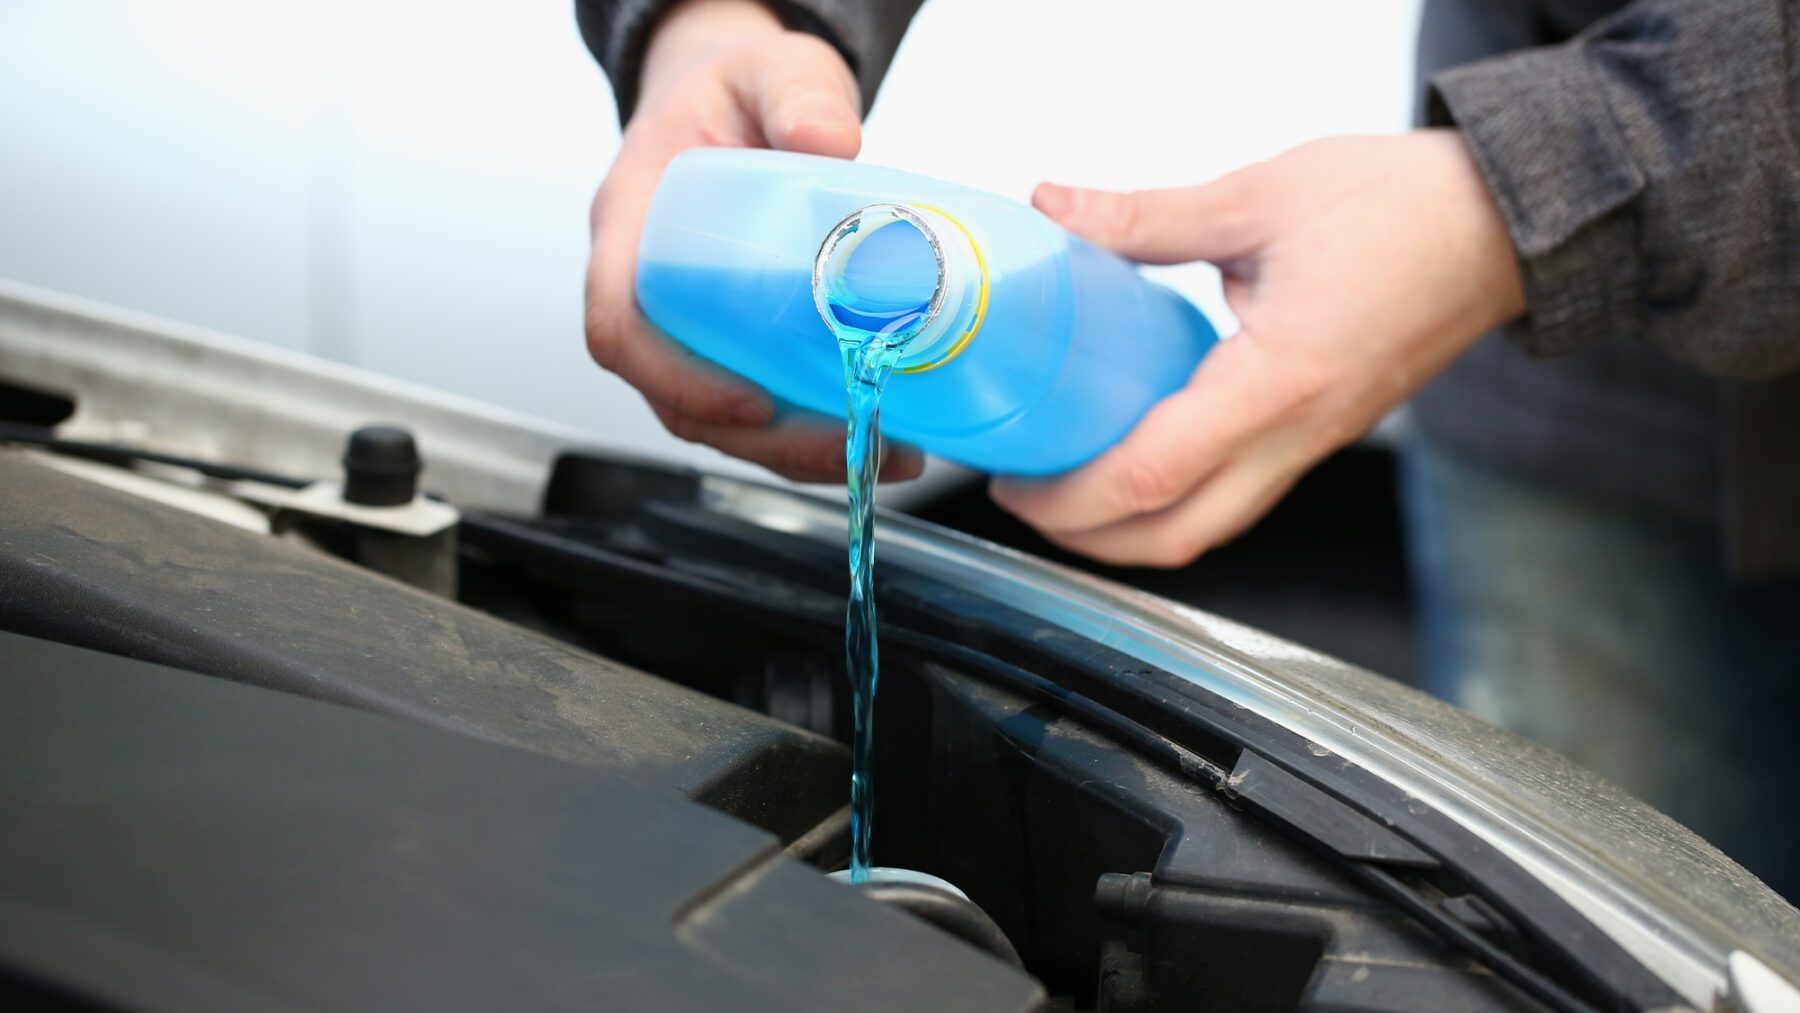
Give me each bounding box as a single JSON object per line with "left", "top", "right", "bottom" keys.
{"left": 635, "top": 149, "right": 1220, "bottom": 476}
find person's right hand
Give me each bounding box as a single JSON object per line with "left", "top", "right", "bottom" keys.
{"left": 586, "top": 0, "right": 924, "bottom": 483}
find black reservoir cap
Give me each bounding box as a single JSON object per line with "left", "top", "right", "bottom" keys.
{"left": 342, "top": 425, "right": 420, "bottom": 506}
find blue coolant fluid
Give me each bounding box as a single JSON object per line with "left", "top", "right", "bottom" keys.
{"left": 635, "top": 148, "right": 1220, "bottom": 475}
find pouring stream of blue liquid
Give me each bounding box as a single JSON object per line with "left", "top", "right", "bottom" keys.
{"left": 825, "top": 219, "right": 937, "bottom": 883}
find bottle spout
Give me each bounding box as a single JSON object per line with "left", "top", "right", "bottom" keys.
{"left": 813, "top": 203, "right": 984, "bottom": 372}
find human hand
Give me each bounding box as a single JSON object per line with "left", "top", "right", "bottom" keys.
{"left": 585, "top": 0, "right": 923, "bottom": 482}
{"left": 991, "top": 131, "right": 1525, "bottom": 566}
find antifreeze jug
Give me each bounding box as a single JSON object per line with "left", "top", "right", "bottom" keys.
{"left": 635, "top": 149, "right": 1220, "bottom": 474}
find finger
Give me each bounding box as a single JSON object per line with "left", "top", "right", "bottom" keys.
{"left": 1037, "top": 451, "right": 1302, "bottom": 568}
{"left": 657, "top": 405, "right": 842, "bottom": 481}
{"left": 655, "top": 407, "right": 926, "bottom": 484}
{"left": 1031, "top": 172, "right": 1260, "bottom": 265}
{"left": 1222, "top": 273, "right": 1255, "bottom": 319}
{"left": 734, "top": 36, "right": 862, "bottom": 158}
{"left": 989, "top": 335, "right": 1277, "bottom": 533}
{"left": 587, "top": 150, "right": 773, "bottom": 426}
{"left": 878, "top": 440, "right": 927, "bottom": 482}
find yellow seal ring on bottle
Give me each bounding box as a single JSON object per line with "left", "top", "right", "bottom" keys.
{"left": 896, "top": 203, "right": 990, "bottom": 375}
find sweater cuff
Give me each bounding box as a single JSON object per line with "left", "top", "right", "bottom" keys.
{"left": 1429, "top": 45, "right": 1647, "bottom": 357}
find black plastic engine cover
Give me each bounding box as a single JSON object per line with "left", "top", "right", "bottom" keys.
{"left": 0, "top": 453, "right": 841, "bottom": 843}
{"left": 0, "top": 632, "right": 1044, "bottom": 1011}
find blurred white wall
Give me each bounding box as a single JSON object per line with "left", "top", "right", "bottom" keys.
{"left": 0, "top": 0, "right": 1422, "bottom": 479}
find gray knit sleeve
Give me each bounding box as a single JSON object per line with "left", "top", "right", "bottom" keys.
{"left": 575, "top": 0, "right": 925, "bottom": 122}
{"left": 1429, "top": 0, "right": 1800, "bottom": 381}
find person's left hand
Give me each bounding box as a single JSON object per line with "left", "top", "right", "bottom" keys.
{"left": 990, "top": 130, "right": 1526, "bottom": 567}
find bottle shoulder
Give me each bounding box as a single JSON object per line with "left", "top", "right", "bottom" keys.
{"left": 653, "top": 149, "right": 1068, "bottom": 262}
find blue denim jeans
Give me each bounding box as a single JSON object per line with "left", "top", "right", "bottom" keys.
{"left": 1399, "top": 437, "right": 1800, "bottom": 901}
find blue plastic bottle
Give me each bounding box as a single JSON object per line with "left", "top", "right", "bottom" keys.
{"left": 636, "top": 149, "right": 1219, "bottom": 474}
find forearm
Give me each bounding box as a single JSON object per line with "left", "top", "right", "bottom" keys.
{"left": 576, "top": 0, "right": 923, "bottom": 122}
{"left": 1430, "top": 0, "right": 1800, "bottom": 380}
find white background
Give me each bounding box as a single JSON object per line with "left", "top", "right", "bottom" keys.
{"left": 0, "top": 0, "right": 1423, "bottom": 479}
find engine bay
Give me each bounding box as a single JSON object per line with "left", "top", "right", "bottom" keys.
{"left": 0, "top": 443, "right": 1678, "bottom": 1012}
{"left": 5, "top": 281, "right": 1777, "bottom": 1011}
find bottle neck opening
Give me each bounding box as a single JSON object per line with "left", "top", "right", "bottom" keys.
{"left": 813, "top": 203, "right": 980, "bottom": 371}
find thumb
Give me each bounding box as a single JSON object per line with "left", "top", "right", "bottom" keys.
{"left": 1032, "top": 174, "right": 1259, "bottom": 265}
{"left": 737, "top": 39, "right": 862, "bottom": 159}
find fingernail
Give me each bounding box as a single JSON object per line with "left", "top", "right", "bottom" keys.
{"left": 881, "top": 448, "right": 924, "bottom": 479}
{"left": 778, "top": 107, "right": 859, "bottom": 153}
{"left": 1034, "top": 183, "right": 1074, "bottom": 219}
{"left": 730, "top": 400, "right": 773, "bottom": 426}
